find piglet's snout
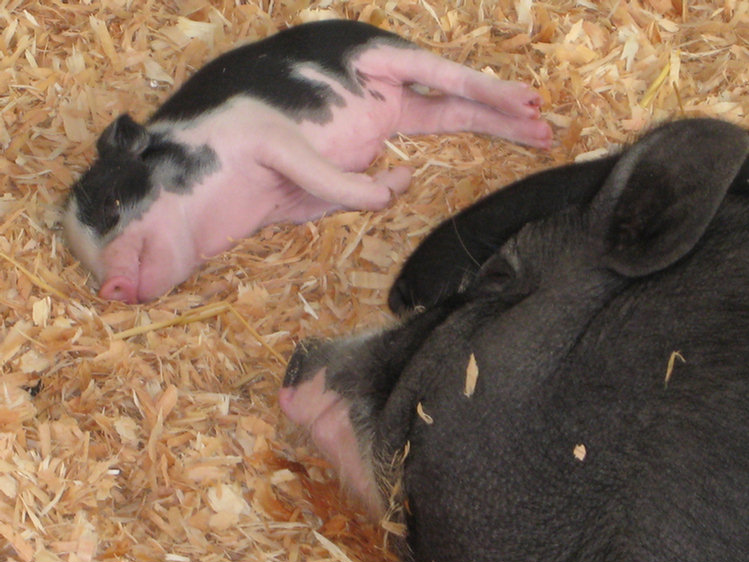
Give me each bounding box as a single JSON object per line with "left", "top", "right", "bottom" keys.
{"left": 99, "top": 275, "right": 139, "bottom": 304}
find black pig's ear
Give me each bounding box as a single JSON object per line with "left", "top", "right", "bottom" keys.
{"left": 590, "top": 118, "right": 749, "bottom": 278}
{"left": 387, "top": 155, "right": 619, "bottom": 314}
{"left": 97, "top": 113, "right": 151, "bottom": 158}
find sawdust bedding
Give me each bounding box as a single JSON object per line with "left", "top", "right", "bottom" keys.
{"left": 0, "top": 0, "right": 746, "bottom": 560}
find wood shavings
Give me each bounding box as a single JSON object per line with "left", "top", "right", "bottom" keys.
{"left": 350, "top": 271, "right": 393, "bottom": 290}
{"left": 314, "top": 530, "right": 357, "bottom": 562}
{"left": 1, "top": 1, "right": 746, "bottom": 562}
{"left": 359, "top": 235, "right": 394, "bottom": 268}
{"left": 31, "top": 296, "right": 51, "bottom": 326}
{"left": 0, "top": 251, "right": 67, "bottom": 299}
{"left": 379, "top": 441, "right": 410, "bottom": 548}
{"left": 464, "top": 353, "right": 479, "bottom": 397}
{"left": 384, "top": 139, "right": 410, "bottom": 160}
{"left": 88, "top": 15, "right": 120, "bottom": 71}
{"left": 515, "top": 0, "right": 534, "bottom": 33}
{"left": 380, "top": 519, "right": 408, "bottom": 538}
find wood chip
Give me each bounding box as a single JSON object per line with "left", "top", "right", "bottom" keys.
{"left": 573, "top": 444, "right": 587, "bottom": 462}
{"left": 464, "top": 353, "right": 479, "bottom": 397}
{"left": 314, "top": 531, "right": 357, "bottom": 562}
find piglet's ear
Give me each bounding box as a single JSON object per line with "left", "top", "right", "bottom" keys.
{"left": 97, "top": 113, "right": 150, "bottom": 158}
{"left": 590, "top": 118, "right": 748, "bottom": 278}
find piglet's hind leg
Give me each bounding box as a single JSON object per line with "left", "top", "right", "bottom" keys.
{"left": 368, "top": 46, "right": 544, "bottom": 119}
{"left": 273, "top": 167, "right": 412, "bottom": 224}
{"left": 361, "top": 46, "right": 551, "bottom": 147}
{"left": 398, "top": 89, "right": 552, "bottom": 148}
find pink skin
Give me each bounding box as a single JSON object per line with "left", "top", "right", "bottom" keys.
{"left": 278, "top": 369, "right": 384, "bottom": 518}
{"left": 89, "top": 44, "right": 551, "bottom": 302}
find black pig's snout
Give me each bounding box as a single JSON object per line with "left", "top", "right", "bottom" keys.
{"left": 282, "top": 351, "right": 304, "bottom": 388}
{"left": 283, "top": 338, "right": 328, "bottom": 387}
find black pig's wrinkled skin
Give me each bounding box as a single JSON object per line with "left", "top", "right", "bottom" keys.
{"left": 280, "top": 118, "right": 749, "bottom": 562}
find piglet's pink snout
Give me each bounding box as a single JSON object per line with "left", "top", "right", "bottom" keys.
{"left": 99, "top": 275, "right": 139, "bottom": 304}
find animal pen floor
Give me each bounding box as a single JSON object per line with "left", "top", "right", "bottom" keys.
{"left": 1, "top": 1, "right": 747, "bottom": 561}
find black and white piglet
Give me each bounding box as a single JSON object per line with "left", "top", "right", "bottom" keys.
{"left": 62, "top": 19, "right": 551, "bottom": 303}
{"left": 281, "top": 118, "right": 749, "bottom": 561}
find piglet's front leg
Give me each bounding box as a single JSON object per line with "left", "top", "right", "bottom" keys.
{"left": 258, "top": 125, "right": 413, "bottom": 212}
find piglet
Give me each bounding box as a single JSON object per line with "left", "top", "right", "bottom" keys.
{"left": 62, "top": 19, "right": 551, "bottom": 303}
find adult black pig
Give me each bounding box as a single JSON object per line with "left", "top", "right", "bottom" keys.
{"left": 280, "top": 118, "right": 749, "bottom": 561}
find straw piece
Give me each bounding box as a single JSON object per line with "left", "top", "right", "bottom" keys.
{"left": 664, "top": 350, "right": 686, "bottom": 389}
{"left": 0, "top": 251, "right": 67, "bottom": 300}
{"left": 112, "top": 302, "right": 230, "bottom": 339}
{"left": 640, "top": 60, "right": 671, "bottom": 107}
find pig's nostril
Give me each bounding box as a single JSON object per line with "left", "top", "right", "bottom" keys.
{"left": 111, "top": 288, "right": 130, "bottom": 302}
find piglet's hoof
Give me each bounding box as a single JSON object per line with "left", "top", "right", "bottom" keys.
{"left": 373, "top": 166, "right": 414, "bottom": 195}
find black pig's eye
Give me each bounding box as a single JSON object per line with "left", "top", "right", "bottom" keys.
{"left": 471, "top": 245, "right": 531, "bottom": 305}
{"left": 479, "top": 255, "right": 517, "bottom": 291}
